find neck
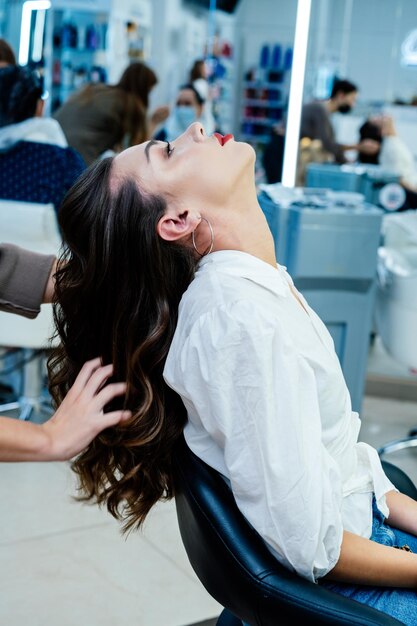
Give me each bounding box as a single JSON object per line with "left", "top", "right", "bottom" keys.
{"left": 211, "top": 195, "right": 277, "bottom": 268}
{"left": 325, "top": 99, "right": 338, "bottom": 114}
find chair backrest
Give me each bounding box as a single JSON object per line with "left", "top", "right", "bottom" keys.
{"left": 173, "top": 435, "right": 403, "bottom": 626}
{"left": 0, "top": 199, "right": 60, "bottom": 255}
{"left": 0, "top": 199, "right": 61, "bottom": 348}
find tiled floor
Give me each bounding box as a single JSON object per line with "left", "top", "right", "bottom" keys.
{"left": 1, "top": 341, "right": 417, "bottom": 625}
{"left": 0, "top": 459, "right": 221, "bottom": 626}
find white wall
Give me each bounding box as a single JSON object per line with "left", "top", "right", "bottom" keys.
{"left": 309, "top": 0, "right": 417, "bottom": 103}
{"left": 234, "top": 0, "right": 297, "bottom": 67}
{"left": 149, "top": 0, "right": 211, "bottom": 109}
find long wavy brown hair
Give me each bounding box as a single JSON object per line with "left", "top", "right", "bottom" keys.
{"left": 48, "top": 157, "right": 197, "bottom": 531}
{"left": 116, "top": 62, "right": 157, "bottom": 109}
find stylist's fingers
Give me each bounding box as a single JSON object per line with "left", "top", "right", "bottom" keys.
{"left": 67, "top": 357, "right": 102, "bottom": 397}
{"left": 99, "top": 410, "right": 132, "bottom": 430}
{"left": 94, "top": 382, "right": 128, "bottom": 411}
{"left": 83, "top": 363, "right": 114, "bottom": 398}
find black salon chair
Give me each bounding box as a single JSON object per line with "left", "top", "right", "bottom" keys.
{"left": 173, "top": 435, "right": 417, "bottom": 626}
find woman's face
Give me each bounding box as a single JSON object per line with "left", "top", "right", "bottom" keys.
{"left": 112, "top": 123, "right": 255, "bottom": 213}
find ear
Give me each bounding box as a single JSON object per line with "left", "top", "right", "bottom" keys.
{"left": 157, "top": 207, "right": 200, "bottom": 242}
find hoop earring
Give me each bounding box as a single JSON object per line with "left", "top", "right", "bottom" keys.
{"left": 192, "top": 217, "right": 214, "bottom": 257}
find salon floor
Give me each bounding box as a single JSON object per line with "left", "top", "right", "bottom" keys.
{"left": 1, "top": 340, "right": 417, "bottom": 626}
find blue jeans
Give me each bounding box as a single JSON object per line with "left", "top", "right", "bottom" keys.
{"left": 321, "top": 498, "right": 417, "bottom": 625}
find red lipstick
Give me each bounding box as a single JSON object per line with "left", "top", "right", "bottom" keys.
{"left": 214, "top": 132, "right": 234, "bottom": 146}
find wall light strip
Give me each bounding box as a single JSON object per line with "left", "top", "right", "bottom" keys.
{"left": 281, "top": 0, "right": 312, "bottom": 188}
{"left": 19, "top": 0, "right": 51, "bottom": 66}
{"left": 32, "top": 8, "right": 47, "bottom": 63}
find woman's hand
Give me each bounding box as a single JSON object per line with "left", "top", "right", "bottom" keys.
{"left": 40, "top": 358, "right": 131, "bottom": 461}
{"left": 150, "top": 105, "right": 170, "bottom": 126}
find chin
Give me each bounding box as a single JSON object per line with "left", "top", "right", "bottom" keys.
{"left": 243, "top": 142, "right": 256, "bottom": 166}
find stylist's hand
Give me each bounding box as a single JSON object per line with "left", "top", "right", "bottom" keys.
{"left": 150, "top": 105, "right": 170, "bottom": 126}
{"left": 41, "top": 358, "right": 131, "bottom": 461}
{"left": 357, "top": 138, "right": 381, "bottom": 156}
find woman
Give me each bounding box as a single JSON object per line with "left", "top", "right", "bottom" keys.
{"left": 358, "top": 116, "right": 417, "bottom": 209}
{"left": 154, "top": 83, "right": 204, "bottom": 142}
{"left": 54, "top": 62, "right": 169, "bottom": 165}
{"left": 189, "top": 58, "right": 215, "bottom": 135}
{"left": 0, "top": 65, "right": 85, "bottom": 212}
{"left": 50, "top": 123, "right": 417, "bottom": 624}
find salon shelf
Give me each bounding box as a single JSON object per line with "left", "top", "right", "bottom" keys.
{"left": 243, "top": 81, "right": 284, "bottom": 89}
{"left": 241, "top": 117, "right": 277, "bottom": 125}
{"left": 243, "top": 99, "right": 284, "bottom": 108}
{"left": 55, "top": 47, "right": 104, "bottom": 53}
{"left": 239, "top": 133, "right": 271, "bottom": 144}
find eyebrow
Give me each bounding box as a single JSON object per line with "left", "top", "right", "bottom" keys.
{"left": 144, "top": 138, "right": 158, "bottom": 163}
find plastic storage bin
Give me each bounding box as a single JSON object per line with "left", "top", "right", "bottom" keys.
{"left": 375, "top": 212, "right": 417, "bottom": 369}
{"left": 259, "top": 188, "right": 383, "bottom": 411}
{"left": 306, "top": 163, "right": 401, "bottom": 209}
{"left": 306, "top": 163, "right": 363, "bottom": 193}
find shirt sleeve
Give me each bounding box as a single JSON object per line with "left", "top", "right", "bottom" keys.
{"left": 171, "top": 299, "right": 344, "bottom": 582}
{"left": 0, "top": 244, "right": 55, "bottom": 318}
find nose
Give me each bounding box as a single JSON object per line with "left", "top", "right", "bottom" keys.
{"left": 187, "top": 122, "right": 205, "bottom": 142}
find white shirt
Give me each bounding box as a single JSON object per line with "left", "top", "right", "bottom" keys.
{"left": 0, "top": 118, "right": 68, "bottom": 151}
{"left": 380, "top": 135, "right": 417, "bottom": 190}
{"left": 163, "top": 250, "right": 395, "bottom": 582}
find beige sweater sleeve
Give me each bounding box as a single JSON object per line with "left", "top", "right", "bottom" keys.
{"left": 0, "top": 244, "right": 55, "bottom": 318}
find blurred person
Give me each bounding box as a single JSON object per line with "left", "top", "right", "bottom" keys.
{"left": 190, "top": 58, "right": 215, "bottom": 135}
{"left": 357, "top": 119, "right": 383, "bottom": 165}
{"left": 54, "top": 62, "right": 169, "bottom": 165}
{"left": 301, "top": 79, "right": 360, "bottom": 164}
{"left": 0, "top": 243, "right": 130, "bottom": 461}
{"left": 0, "top": 38, "right": 16, "bottom": 67}
{"left": 0, "top": 65, "right": 85, "bottom": 212}
{"left": 378, "top": 116, "right": 417, "bottom": 192}
{"left": 358, "top": 116, "right": 417, "bottom": 208}
{"left": 45, "top": 123, "right": 417, "bottom": 624}
{"left": 154, "top": 83, "right": 204, "bottom": 142}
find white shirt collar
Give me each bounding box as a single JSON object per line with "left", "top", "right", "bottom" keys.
{"left": 197, "top": 250, "right": 290, "bottom": 298}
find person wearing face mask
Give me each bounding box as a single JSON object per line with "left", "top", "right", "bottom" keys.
{"left": 300, "top": 79, "right": 360, "bottom": 164}
{"left": 154, "top": 84, "right": 204, "bottom": 143}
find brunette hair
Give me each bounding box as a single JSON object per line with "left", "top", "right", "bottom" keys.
{"left": 48, "top": 157, "right": 197, "bottom": 531}
{"left": 0, "top": 38, "right": 16, "bottom": 65}
{"left": 358, "top": 120, "right": 382, "bottom": 165}
{"left": 116, "top": 62, "right": 157, "bottom": 108}
{"left": 179, "top": 83, "right": 205, "bottom": 106}
{"left": 0, "top": 65, "right": 43, "bottom": 126}
{"left": 330, "top": 79, "right": 358, "bottom": 99}
{"left": 190, "top": 59, "right": 205, "bottom": 82}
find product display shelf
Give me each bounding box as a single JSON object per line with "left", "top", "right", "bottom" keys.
{"left": 209, "top": 55, "right": 234, "bottom": 134}
{"left": 241, "top": 80, "right": 287, "bottom": 146}
{"left": 240, "top": 42, "right": 292, "bottom": 149}
{"left": 50, "top": 9, "right": 109, "bottom": 112}
{"left": 243, "top": 99, "right": 284, "bottom": 107}
{"left": 240, "top": 132, "right": 271, "bottom": 144}
{"left": 243, "top": 80, "right": 284, "bottom": 88}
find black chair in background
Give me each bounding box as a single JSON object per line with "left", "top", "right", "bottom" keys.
{"left": 173, "top": 435, "right": 417, "bottom": 626}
